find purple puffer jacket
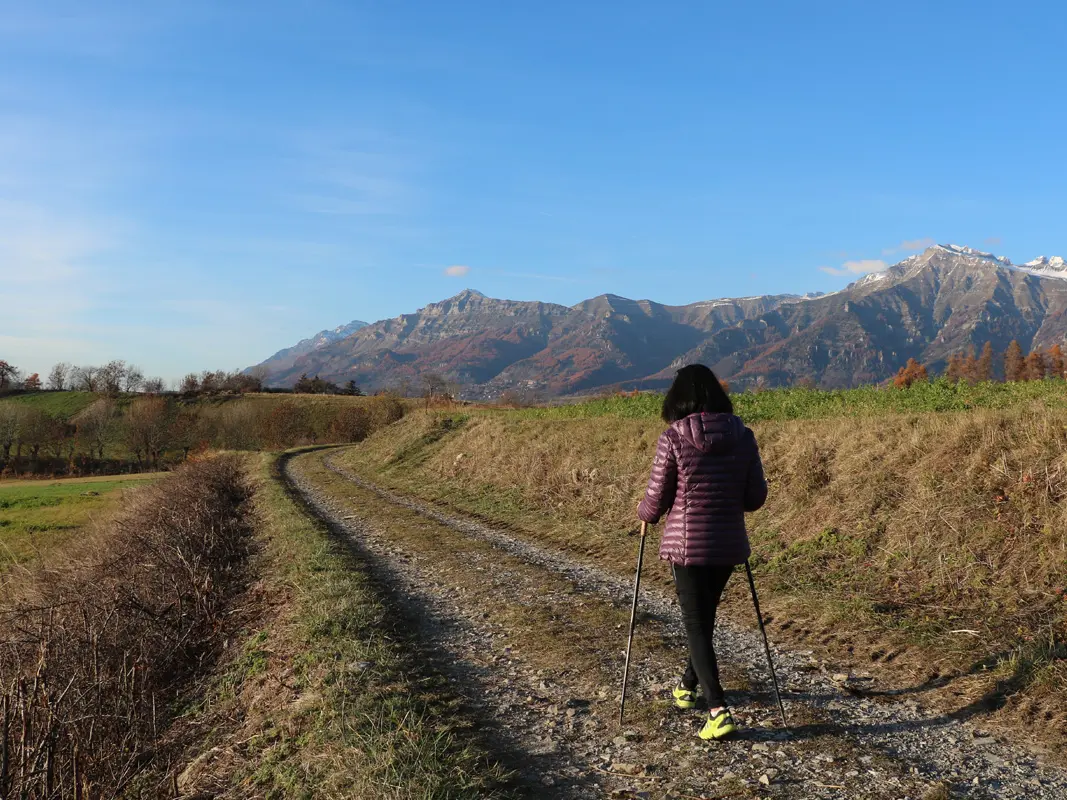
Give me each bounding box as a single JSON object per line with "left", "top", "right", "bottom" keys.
{"left": 637, "top": 412, "right": 767, "bottom": 566}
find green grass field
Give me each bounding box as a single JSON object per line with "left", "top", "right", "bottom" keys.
{"left": 1, "top": 391, "right": 100, "bottom": 419}
{"left": 0, "top": 474, "right": 161, "bottom": 568}
{"left": 514, "top": 378, "right": 1067, "bottom": 422}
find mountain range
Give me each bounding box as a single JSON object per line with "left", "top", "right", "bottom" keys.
{"left": 251, "top": 244, "right": 1067, "bottom": 396}
{"left": 254, "top": 320, "right": 368, "bottom": 376}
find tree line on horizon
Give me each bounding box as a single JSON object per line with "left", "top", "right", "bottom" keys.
{"left": 0, "top": 393, "right": 404, "bottom": 479}
{"left": 893, "top": 340, "right": 1067, "bottom": 388}
{"left": 0, "top": 358, "right": 378, "bottom": 399}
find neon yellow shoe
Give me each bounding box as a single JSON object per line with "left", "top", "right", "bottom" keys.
{"left": 672, "top": 684, "right": 699, "bottom": 710}
{"left": 698, "top": 708, "right": 738, "bottom": 741}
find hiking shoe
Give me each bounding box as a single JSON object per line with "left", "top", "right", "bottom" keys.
{"left": 698, "top": 708, "right": 738, "bottom": 741}
{"left": 672, "top": 684, "right": 699, "bottom": 710}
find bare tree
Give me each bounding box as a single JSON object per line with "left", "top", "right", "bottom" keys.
{"left": 180, "top": 373, "right": 201, "bottom": 396}
{"left": 247, "top": 365, "right": 270, "bottom": 387}
{"left": 47, "top": 362, "right": 70, "bottom": 391}
{"left": 17, "top": 409, "right": 53, "bottom": 467}
{"left": 169, "top": 409, "right": 203, "bottom": 460}
{"left": 123, "top": 364, "right": 145, "bottom": 393}
{"left": 45, "top": 418, "right": 70, "bottom": 464}
{"left": 0, "top": 404, "right": 21, "bottom": 463}
{"left": 98, "top": 360, "right": 127, "bottom": 396}
{"left": 199, "top": 370, "right": 226, "bottom": 395}
{"left": 124, "top": 396, "right": 171, "bottom": 468}
{"left": 75, "top": 399, "right": 118, "bottom": 462}
{"left": 72, "top": 365, "right": 100, "bottom": 392}
{"left": 142, "top": 376, "right": 166, "bottom": 394}
{"left": 0, "top": 360, "right": 20, "bottom": 390}
{"left": 422, "top": 373, "right": 447, "bottom": 399}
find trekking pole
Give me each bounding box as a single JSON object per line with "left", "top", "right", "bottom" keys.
{"left": 619, "top": 521, "right": 648, "bottom": 724}
{"left": 744, "top": 560, "right": 787, "bottom": 728}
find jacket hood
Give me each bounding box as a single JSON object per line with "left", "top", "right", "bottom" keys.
{"left": 670, "top": 412, "right": 744, "bottom": 454}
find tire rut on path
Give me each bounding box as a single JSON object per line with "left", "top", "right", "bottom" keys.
{"left": 286, "top": 448, "right": 1067, "bottom": 799}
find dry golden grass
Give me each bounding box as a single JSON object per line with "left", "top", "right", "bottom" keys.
{"left": 339, "top": 405, "right": 1067, "bottom": 747}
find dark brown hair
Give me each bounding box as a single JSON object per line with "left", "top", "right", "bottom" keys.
{"left": 661, "top": 364, "right": 733, "bottom": 422}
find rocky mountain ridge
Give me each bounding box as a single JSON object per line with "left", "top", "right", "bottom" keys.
{"left": 254, "top": 319, "right": 368, "bottom": 376}
{"left": 252, "top": 244, "right": 1067, "bottom": 396}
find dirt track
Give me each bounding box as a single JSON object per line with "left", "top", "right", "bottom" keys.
{"left": 284, "top": 447, "right": 1067, "bottom": 799}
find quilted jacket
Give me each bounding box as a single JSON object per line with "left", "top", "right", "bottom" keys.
{"left": 637, "top": 412, "right": 767, "bottom": 566}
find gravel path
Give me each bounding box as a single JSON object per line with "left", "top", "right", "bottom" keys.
{"left": 284, "top": 448, "right": 1067, "bottom": 799}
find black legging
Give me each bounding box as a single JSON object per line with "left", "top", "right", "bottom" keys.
{"left": 672, "top": 563, "right": 734, "bottom": 709}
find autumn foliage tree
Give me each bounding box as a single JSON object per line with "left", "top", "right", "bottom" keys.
{"left": 945, "top": 353, "right": 965, "bottom": 383}
{"left": 893, "top": 358, "right": 929, "bottom": 388}
{"left": 1025, "top": 349, "right": 1047, "bottom": 381}
{"left": 1004, "top": 340, "right": 1025, "bottom": 382}
{"left": 22, "top": 373, "right": 41, "bottom": 391}
{"left": 1048, "top": 344, "right": 1066, "bottom": 379}
{"left": 976, "top": 342, "right": 994, "bottom": 381}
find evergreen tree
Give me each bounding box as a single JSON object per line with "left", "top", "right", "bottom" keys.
{"left": 1004, "top": 340, "right": 1025, "bottom": 382}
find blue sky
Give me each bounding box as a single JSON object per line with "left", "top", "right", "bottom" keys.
{"left": 3, "top": 1, "right": 1067, "bottom": 382}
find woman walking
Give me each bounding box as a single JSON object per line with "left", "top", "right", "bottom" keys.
{"left": 637, "top": 364, "right": 768, "bottom": 740}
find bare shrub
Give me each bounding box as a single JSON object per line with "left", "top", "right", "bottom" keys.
{"left": 328, "top": 405, "right": 372, "bottom": 443}
{"left": 0, "top": 455, "right": 255, "bottom": 797}
{"left": 260, "top": 400, "right": 313, "bottom": 448}
{"left": 367, "top": 394, "right": 405, "bottom": 430}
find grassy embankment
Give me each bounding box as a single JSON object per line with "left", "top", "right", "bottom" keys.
{"left": 335, "top": 384, "right": 1067, "bottom": 747}
{"left": 174, "top": 451, "right": 514, "bottom": 799}
{"left": 524, "top": 377, "right": 1067, "bottom": 422}
{"left": 0, "top": 390, "right": 100, "bottom": 418}
{"left": 0, "top": 473, "right": 161, "bottom": 569}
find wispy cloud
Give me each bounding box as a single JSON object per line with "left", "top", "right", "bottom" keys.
{"left": 984, "top": 236, "right": 1003, "bottom": 247}
{"left": 289, "top": 134, "right": 418, "bottom": 217}
{"left": 819, "top": 259, "right": 889, "bottom": 277}
{"left": 882, "top": 237, "right": 935, "bottom": 256}
{"left": 444, "top": 265, "right": 470, "bottom": 277}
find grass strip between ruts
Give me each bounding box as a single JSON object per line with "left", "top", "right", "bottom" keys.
{"left": 173, "top": 450, "right": 515, "bottom": 799}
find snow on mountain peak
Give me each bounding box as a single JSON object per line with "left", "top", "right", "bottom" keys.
{"left": 1024, "top": 255, "right": 1067, "bottom": 270}
{"left": 925, "top": 244, "right": 1067, "bottom": 280}
{"left": 933, "top": 243, "right": 1013, "bottom": 266}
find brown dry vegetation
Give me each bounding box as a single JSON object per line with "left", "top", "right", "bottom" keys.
{"left": 0, "top": 456, "right": 255, "bottom": 798}
{"left": 0, "top": 392, "right": 406, "bottom": 479}
{"left": 173, "top": 452, "right": 514, "bottom": 799}
{"left": 336, "top": 405, "right": 1067, "bottom": 750}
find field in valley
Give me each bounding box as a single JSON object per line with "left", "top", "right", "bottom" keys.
{"left": 0, "top": 473, "right": 161, "bottom": 569}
